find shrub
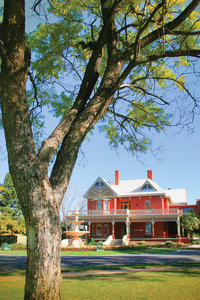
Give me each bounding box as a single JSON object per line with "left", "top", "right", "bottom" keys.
{"left": 138, "top": 241, "right": 146, "bottom": 247}
{"left": 9, "top": 243, "right": 26, "bottom": 250}
{"left": 90, "top": 238, "right": 95, "bottom": 245}
{"left": 97, "top": 241, "right": 103, "bottom": 246}
{"left": 165, "top": 241, "right": 175, "bottom": 247}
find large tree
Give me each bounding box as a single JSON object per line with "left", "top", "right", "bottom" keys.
{"left": 0, "top": 0, "right": 200, "bottom": 299}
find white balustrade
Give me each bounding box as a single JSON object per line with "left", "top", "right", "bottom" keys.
{"left": 67, "top": 208, "right": 179, "bottom": 217}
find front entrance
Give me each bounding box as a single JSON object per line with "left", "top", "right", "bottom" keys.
{"left": 115, "top": 222, "right": 126, "bottom": 239}
{"left": 168, "top": 222, "right": 177, "bottom": 237}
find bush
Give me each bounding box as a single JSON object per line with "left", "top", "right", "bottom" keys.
{"left": 165, "top": 241, "right": 175, "bottom": 247}
{"left": 9, "top": 243, "right": 26, "bottom": 250}
{"left": 138, "top": 241, "right": 146, "bottom": 247}
{"left": 175, "top": 242, "right": 184, "bottom": 247}
{"left": 89, "top": 238, "right": 95, "bottom": 245}
{"left": 97, "top": 241, "right": 103, "bottom": 246}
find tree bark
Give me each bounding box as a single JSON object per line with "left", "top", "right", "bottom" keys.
{"left": 24, "top": 180, "right": 61, "bottom": 299}
{"left": 0, "top": 1, "right": 62, "bottom": 299}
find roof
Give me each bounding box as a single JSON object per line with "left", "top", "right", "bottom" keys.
{"left": 107, "top": 179, "right": 165, "bottom": 197}
{"left": 84, "top": 174, "right": 187, "bottom": 204}
{"left": 164, "top": 189, "right": 187, "bottom": 204}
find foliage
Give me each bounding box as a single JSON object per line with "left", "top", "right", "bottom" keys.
{"left": 138, "top": 240, "right": 147, "bottom": 246}
{"left": 165, "top": 240, "right": 175, "bottom": 247}
{"left": 181, "top": 212, "right": 200, "bottom": 237}
{"left": 25, "top": 0, "right": 200, "bottom": 154}
{"left": 0, "top": 174, "right": 25, "bottom": 235}
{"left": 89, "top": 238, "right": 95, "bottom": 245}
{"left": 9, "top": 243, "right": 26, "bottom": 250}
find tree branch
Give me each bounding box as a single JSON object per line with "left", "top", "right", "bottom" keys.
{"left": 38, "top": 108, "right": 78, "bottom": 169}
{"left": 123, "top": 0, "right": 200, "bottom": 59}
{"left": 119, "top": 84, "right": 170, "bottom": 105}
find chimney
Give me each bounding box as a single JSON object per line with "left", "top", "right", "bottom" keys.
{"left": 147, "top": 170, "right": 153, "bottom": 181}
{"left": 115, "top": 170, "right": 120, "bottom": 185}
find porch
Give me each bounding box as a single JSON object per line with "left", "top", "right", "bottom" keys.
{"left": 66, "top": 208, "right": 187, "bottom": 242}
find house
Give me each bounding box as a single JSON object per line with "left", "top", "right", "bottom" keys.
{"left": 67, "top": 170, "right": 200, "bottom": 244}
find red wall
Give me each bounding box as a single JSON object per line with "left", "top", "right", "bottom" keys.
{"left": 115, "top": 196, "right": 166, "bottom": 210}
{"left": 170, "top": 204, "right": 198, "bottom": 214}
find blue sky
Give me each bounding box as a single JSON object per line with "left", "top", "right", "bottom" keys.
{"left": 70, "top": 118, "right": 200, "bottom": 206}
{"left": 1, "top": 113, "right": 200, "bottom": 206}
{"left": 0, "top": 0, "right": 200, "bottom": 206}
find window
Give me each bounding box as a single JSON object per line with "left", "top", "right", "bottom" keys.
{"left": 141, "top": 184, "right": 154, "bottom": 191}
{"left": 146, "top": 223, "right": 151, "bottom": 235}
{"left": 95, "top": 181, "right": 105, "bottom": 188}
{"left": 96, "top": 223, "right": 102, "bottom": 235}
{"left": 96, "top": 201, "right": 102, "bottom": 210}
{"left": 145, "top": 200, "right": 151, "bottom": 210}
{"left": 104, "top": 201, "right": 108, "bottom": 211}
{"left": 121, "top": 201, "right": 131, "bottom": 209}
{"left": 104, "top": 223, "right": 108, "bottom": 235}
{"left": 183, "top": 207, "right": 194, "bottom": 213}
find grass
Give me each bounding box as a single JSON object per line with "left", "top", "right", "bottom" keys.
{"left": 0, "top": 247, "right": 179, "bottom": 256}
{"left": 0, "top": 263, "right": 200, "bottom": 299}
{"left": 61, "top": 268, "right": 200, "bottom": 300}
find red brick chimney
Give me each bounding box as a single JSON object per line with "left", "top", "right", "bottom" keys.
{"left": 147, "top": 170, "right": 153, "bottom": 181}
{"left": 115, "top": 170, "right": 120, "bottom": 185}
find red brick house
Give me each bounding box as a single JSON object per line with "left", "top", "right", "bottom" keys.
{"left": 67, "top": 170, "right": 199, "bottom": 244}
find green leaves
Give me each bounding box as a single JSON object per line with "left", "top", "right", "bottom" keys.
{"left": 100, "top": 98, "right": 171, "bottom": 154}
{"left": 24, "top": 0, "right": 200, "bottom": 155}
{"left": 0, "top": 173, "right": 26, "bottom": 234}
{"left": 181, "top": 212, "right": 200, "bottom": 237}
{"left": 51, "top": 92, "right": 74, "bottom": 118}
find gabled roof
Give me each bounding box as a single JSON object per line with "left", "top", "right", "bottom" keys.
{"left": 84, "top": 173, "right": 188, "bottom": 204}
{"left": 107, "top": 179, "right": 165, "bottom": 197}
{"left": 84, "top": 177, "right": 166, "bottom": 199}
{"left": 83, "top": 176, "right": 117, "bottom": 199}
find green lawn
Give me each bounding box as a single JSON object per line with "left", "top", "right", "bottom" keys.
{"left": 0, "top": 248, "right": 178, "bottom": 255}
{"left": 0, "top": 266, "right": 199, "bottom": 300}
{"left": 61, "top": 268, "right": 200, "bottom": 300}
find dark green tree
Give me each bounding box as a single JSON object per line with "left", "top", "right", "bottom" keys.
{"left": 181, "top": 212, "right": 200, "bottom": 238}
{"left": 0, "top": 0, "right": 200, "bottom": 299}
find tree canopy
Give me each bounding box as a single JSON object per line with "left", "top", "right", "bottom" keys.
{"left": 0, "top": 173, "right": 26, "bottom": 234}
{"left": 26, "top": 0, "right": 200, "bottom": 156}
{"left": 181, "top": 211, "right": 200, "bottom": 237}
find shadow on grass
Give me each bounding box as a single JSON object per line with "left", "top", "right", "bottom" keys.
{"left": 62, "top": 267, "right": 200, "bottom": 282}
{"left": 0, "top": 270, "right": 25, "bottom": 276}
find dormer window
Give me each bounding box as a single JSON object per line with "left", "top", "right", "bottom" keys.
{"left": 141, "top": 184, "right": 154, "bottom": 191}
{"left": 95, "top": 181, "right": 105, "bottom": 188}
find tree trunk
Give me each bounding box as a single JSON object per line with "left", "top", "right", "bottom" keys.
{"left": 24, "top": 186, "right": 61, "bottom": 299}
{"left": 0, "top": 1, "right": 62, "bottom": 298}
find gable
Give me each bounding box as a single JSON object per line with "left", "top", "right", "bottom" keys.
{"left": 139, "top": 181, "right": 156, "bottom": 192}
{"left": 84, "top": 177, "right": 116, "bottom": 199}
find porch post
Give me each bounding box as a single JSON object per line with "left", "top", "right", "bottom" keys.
{"left": 176, "top": 217, "right": 181, "bottom": 237}
{"left": 88, "top": 221, "right": 91, "bottom": 237}
{"left": 152, "top": 220, "right": 155, "bottom": 237}
{"left": 112, "top": 221, "right": 115, "bottom": 238}
{"left": 126, "top": 218, "right": 130, "bottom": 237}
